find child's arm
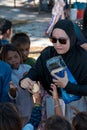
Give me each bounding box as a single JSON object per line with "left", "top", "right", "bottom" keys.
{"left": 29, "top": 82, "right": 42, "bottom": 129}
{"left": 50, "top": 84, "right": 63, "bottom": 116}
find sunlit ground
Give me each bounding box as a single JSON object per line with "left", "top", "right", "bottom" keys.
{"left": 0, "top": 0, "right": 87, "bottom": 7}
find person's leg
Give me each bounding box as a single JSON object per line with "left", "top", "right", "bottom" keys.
{"left": 45, "top": 15, "right": 57, "bottom": 36}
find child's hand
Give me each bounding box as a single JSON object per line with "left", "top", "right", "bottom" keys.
{"left": 50, "top": 83, "right": 58, "bottom": 100}
{"left": 9, "top": 81, "right": 17, "bottom": 98}
{"left": 71, "top": 106, "right": 80, "bottom": 115}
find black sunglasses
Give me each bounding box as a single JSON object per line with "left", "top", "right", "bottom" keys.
{"left": 50, "top": 37, "right": 67, "bottom": 44}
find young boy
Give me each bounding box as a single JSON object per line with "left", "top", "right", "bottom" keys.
{"left": 0, "top": 18, "right": 12, "bottom": 45}
{"left": 11, "top": 32, "right": 35, "bottom": 67}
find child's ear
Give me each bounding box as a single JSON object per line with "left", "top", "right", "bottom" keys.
{"left": 0, "top": 34, "right": 3, "bottom": 39}
{"left": 6, "top": 29, "right": 10, "bottom": 34}
{"left": 6, "top": 29, "right": 12, "bottom": 38}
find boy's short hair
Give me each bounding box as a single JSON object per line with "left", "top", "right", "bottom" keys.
{"left": 0, "top": 18, "right": 12, "bottom": 35}
{"left": 11, "top": 32, "right": 30, "bottom": 47}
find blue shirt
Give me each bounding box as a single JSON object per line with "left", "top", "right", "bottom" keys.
{"left": 0, "top": 60, "right": 12, "bottom": 102}
{"left": 1, "top": 39, "right": 9, "bottom": 45}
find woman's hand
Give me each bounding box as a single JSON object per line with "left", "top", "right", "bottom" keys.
{"left": 20, "top": 78, "right": 35, "bottom": 93}
{"left": 71, "top": 106, "right": 80, "bottom": 115}
{"left": 52, "top": 71, "right": 68, "bottom": 88}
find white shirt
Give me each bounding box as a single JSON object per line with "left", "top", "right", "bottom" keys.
{"left": 52, "top": 0, "right": 65, "bottom": 15}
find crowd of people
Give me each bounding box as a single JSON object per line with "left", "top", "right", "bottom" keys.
{"left": 0, "top": 0, "right": 87, "bottom": 130}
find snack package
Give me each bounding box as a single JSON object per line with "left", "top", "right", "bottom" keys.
{"left": 32, "top": 83, "right": 40, "bottom": 93}
{"left": 46, "top": 56, "right": 81, "bottom": 104}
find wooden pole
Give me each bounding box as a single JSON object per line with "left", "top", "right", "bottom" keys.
{"left": 14, "top": 0, "right": 16, "bottom": 7}
{"left": 69, "top": 0, "right": 71, "bottom": 8}
{"left": 38, "top": 0, "right": 42, "bottom": 14}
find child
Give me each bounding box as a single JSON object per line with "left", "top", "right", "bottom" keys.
{"left": 0, "top": 60, "right": 12, "bottom": 102}
{"left": 0, "top": 43, "right": 12, "bottom": 102}
{"left": 45, "top": 115, "right": 72, "bottom": 130}
{"left": 0, "top": 91, "right": 42, "bottom": 130}
{"left": 1, "top": 44, "right": 34, "bottom": 126}
{"left": 45, "top": 0, "right": 65, "bottom": 36}
{"left": 50, "top": 84, "right": 64, "bottom": 116}
{"left": 64, "top": 0, "right": 70, "bottom": 19}
{"left": 0, "top": 18, "right": 12, "bottom": 45}
{"left": 11, "top": 32, "right": 35, "bottom": 67}
{"left": 72, "top": 111, "right": 87, "bottom": 130}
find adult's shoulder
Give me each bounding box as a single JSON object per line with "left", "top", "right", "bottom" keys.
{"left": 77, "top": 45, "right": 87, "bottom": 55}
{"left": 19, "top": 64, "right": 31, "bottom": 71}
{"left": 76, "top": 45, "right": 87, "bottom": 62}
{"left": 41, "top": 46, "right": 56, "bottom": 57}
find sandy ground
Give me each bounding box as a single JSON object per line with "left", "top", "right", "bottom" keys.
{"left": 0, "top": 0, "right": 53, "bottom": 58}
{"left": 0, "top": 0, "right": 86, "bottom": 58}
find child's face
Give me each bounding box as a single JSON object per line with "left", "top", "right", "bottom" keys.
{"left": 5, "top": 50, "right": 21, "bottom": 69}
{"left": 19, "top": 43, "right": 30, "bottom": 61}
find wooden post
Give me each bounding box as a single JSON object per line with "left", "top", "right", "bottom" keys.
{"left": 38, "top": 0, "right": 42, "bottom": 14}
{"left": 69, "top": 0, "right": 71, "bottom": 8}
{"left": 14, "top": 0, "right": 16, "bottom": 7}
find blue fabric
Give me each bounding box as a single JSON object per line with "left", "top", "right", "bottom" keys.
{"left": 61, "top": 67, "right": 81, "bottom": 104}
{"left": 29, "top": 106, "right": 42, "bottom": 129}
{"left": 22, "top": 123, "right": 34, "bottom": 130}
{"left": 0, "top": 60, "right": 12, "bottom": 102}
{"left": 73, "top": 2, "right": 86, "bottom": 9}
{"left": 1, "top": 39, "right": 9, "bottom": 45}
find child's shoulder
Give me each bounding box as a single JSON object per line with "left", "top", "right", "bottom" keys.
{"left": 20, "top": 64, "right": 31, "bottom": 70}
{"left": 0, "top": 60, "right": 11, "bottom": 69}
{"left": 0, "top": 60, "right": 11, "bottom": 74}
{"left": 24, "top": 57, "right": 36, "bottom": 67}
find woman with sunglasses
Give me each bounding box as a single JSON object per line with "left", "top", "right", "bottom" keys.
{"left": 20, "top": 19, "right": 87, "bottom": 122}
